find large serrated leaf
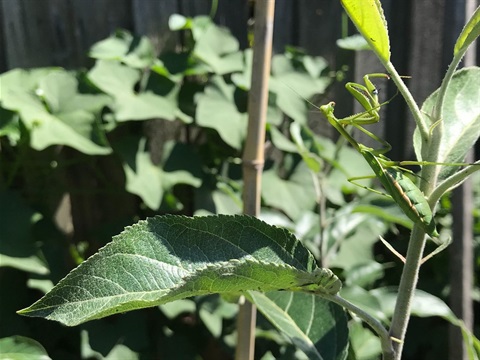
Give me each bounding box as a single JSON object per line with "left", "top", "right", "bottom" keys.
{"left": 18, "top": 215, "right": 341, "bottom": 326}
{"left": 414, "top": 67, "right": 480, "bottom": 180}
{"left": 341, "top": 0, "right": 390, "bottom": 62}
{"left": 249, "top": 291, "right": 348, "bottom": 360}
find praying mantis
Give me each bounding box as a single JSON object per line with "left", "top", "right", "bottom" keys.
{"left": 312, "top": 73, "right": 478, "bottom": 239}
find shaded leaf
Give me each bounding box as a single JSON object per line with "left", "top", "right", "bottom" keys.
{"left": 19, "top": 215, "right": 341, "bottom": 326}
{"left": 261, "top": 163, "right": 317, "bottom": 221}
{"left": 0, "top": 69, "right": 111, "bottom": 154}
{"left": 88, "top": 60, "right": 177, "bottom": 122}
{"left": 349, "top": 321, "right": 382, "bottom": 360}
{"left": 116, "top": 137, "right": 201, "bottom": 210}
{"left": 89, "top": 30, "right": 156, "bottom": 69}
{"left": 193, "top": 22, "right": 243, "bottom": 74}
{"left": 196, "top": 76, "right": 247, "bottom": 149}
{"left": 249, "top": 291, "right": 349, "bottom": 360}
{"left": 0, "top": 336, "right": 51, "bottom": 360}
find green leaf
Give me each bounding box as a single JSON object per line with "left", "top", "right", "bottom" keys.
{"left": 261, "top": 163, "right": 317, "bottom": 221}
{"left": 0, "top": 192, "right": 50, "bottom": 276}
{"left": 340, "top": 0, "right": 390, "bottom": 62}
{"left": 349, "top": 321, "right": 382, "bottom": 360}
{"left": 88, "top": 60, "right": 177, "bottom": 122}
{"left": 193, "top": 22, "right": 243, "bottom": 74}
{"left": 0, "top": 336, "right": 51, "bottom": 360}
{"left": 270, "top": 56, "right": 330, "bottom": 124}
{"left": 89, "top": 30, "right": 156, "bottom": 69}
{"left": 249, "top": 291, "right": 348, "bottom": 360}
{"left": 454, "top": 6, "right": 480, "bottom": 58}
{"left": 340, "top": 285, "right": 388, "bottom": 323}
{"left": 336, "top": 34, "right": 370, "bottom": 51}
{"left": 0, "top": 69, "right": 111, "bottom": 154}
{"left": 169, "top": 14, "right": 191, "bottom": 31}
{"left": 196, "top": 76, "right": 247, "bottom": 149}
{"left": 414, "top": 67, "right": 480, "bottom": 180}
{"left": 18, "top": 215, "right": 341, "bottom": 326}
{"left": 269, "top": 125, "right": 301, "bottom": 153}
{"left": 328, "top": 208, "right": 388, "bottom": 271}
{"left": 116, "top": 137, "right": 201, "bottom": 210}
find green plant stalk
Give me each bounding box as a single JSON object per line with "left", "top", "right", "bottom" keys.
{"left": 388, "top": 225, "right": 427, "bottom": 358}
{"left": 321, "top": 293, "right": 394, "bottom": 360}
{"left": 383, "top": 62, "right": 429, "bottom": 142}
{"left": 429, "top": 160, "right": 480, "bottom": 207}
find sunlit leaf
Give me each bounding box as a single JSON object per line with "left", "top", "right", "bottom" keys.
{"left": 414, "top": 67, "right": 480, "bottom": 181}
{"left": 18, "top": 215, "right": 341, "bottom": 326}
{"left": 454, "top": 6, "right": 480, "bottom": 58}
{"left": 341, "top": 0, "right": 390, "bottom": 62}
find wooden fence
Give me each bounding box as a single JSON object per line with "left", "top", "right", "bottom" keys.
{"left": 2, "top": 0, "right": 478, "bottom": 157}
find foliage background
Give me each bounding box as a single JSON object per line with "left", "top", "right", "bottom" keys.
{"left": 0, "top": 1, "right": 479, "bottom": 359}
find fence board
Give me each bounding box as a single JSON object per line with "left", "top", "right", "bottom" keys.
{"left": 2, "top": 0, "right": 132, "bottom": 68}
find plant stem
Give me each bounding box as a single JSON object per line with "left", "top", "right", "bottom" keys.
{"left": 388, "top": 225, "right": 427, "bottom": 359}
{"left": 383, "top": 62, "right": 429, "bottom": 142}
{"left": 321, "top": 293, "right": 395, "bottom": 360}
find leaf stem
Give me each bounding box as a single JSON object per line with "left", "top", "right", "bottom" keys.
{"left": 383, "top": 62, "right": 429, "bottom": 142}
{"left": 320, "top": 293, "right": 395, "bottom": 360}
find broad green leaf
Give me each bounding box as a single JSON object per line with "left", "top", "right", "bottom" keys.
{"left": 349, "top": 321, "right": 382, "bottom": 360}
{"left": 454, "top": 6, "right": 480, "bottom": 57}
{"left": 328, "top": 207, "right": 388, "bottom": 271}
{"left": 169, "top": 14, "right": 190, "bottom": 31}
{"left": 336, "top": 34, "right": 370, "bottom": 51}
{"left": 340, "top": 285, "right": 388, "bottom": 323}
{"left": 116, "top": 138, "right": 201, "bottom": 210}
{"left": 290, "top": 123, "right": 323, "bottom": 173}
{"left": 341, "top": 0, "right": 390, "bottom": 62}
{"left": 249, "top": 291, "right": 348, "bottom": 360}
{"left": 0, "top": 108, "right": 20, "bottom": 142}
{"left": 343, "top": 262, "right": 384, "bottom": 288}
{"left": 88, "top": 61, "right": 176, "bottom": 122}
{"left": 18, "top": 215, "right": 341, "bottom": 326}
{"left": 261, "top": 163, "right": 317, "bottom": 221}
{"left": 269, "top": 53, "right": 330, "bottom": 124}
{"left": 414, "top": 67, "right": 480, "bottom": 180}
{"left": 269, "top": 125, "right": 301, "bottom": 153}
{"left": 89, "top": 30, "right": 156, "bottom": 69}
{"left": 0, "top": 336, "right": 51, "bottom": 360}
{"left": 196, "top": 76, "right": 247, "bottom": 149}
{"left": 193, "top": 22, "right": 243, "bottom": 74}
{"left": 0, "top": 69, "right": 111, "bottom": 154}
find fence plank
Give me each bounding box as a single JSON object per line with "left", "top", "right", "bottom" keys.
{"left": 2, "top": 0, "right": 132, "bottom": 69}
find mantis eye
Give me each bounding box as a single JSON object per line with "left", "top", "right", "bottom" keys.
{"left": 372, "top": 88, "right": 379, "bottom": 96}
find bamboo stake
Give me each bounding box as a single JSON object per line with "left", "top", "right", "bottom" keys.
{"left": 236, "top": 1, "right": 275, "bottom": 359}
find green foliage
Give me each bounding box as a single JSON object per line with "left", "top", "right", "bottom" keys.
{"left": 250, "top": 292, "right": 348, "bottom": 360}
{"left": 2, "top": 5, "right": 480, "bottom": 360}
{"left": 0, "top": 336, "right": 51, "bottom": 360}
{"left": 19, "top": 215, "right": 341, "bottom": 326}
